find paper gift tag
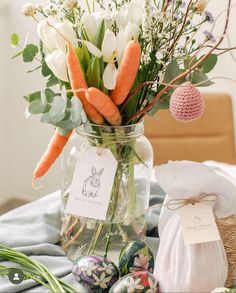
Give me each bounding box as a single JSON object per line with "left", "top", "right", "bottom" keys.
{"left": 178, "top": 203, "right": 220, "bottom": 245}
{"left": 65, "top": 147, "right": 118, "bottom": 221}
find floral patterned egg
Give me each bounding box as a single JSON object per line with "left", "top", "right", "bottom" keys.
{"left": 109, "top": 271, "right": 159, "bottom": 293}
{"left": 72, "top": 255, "right": 119, "bottom": 292}
{"left": 118, "top": 240, "right": 155, "bottom": 276}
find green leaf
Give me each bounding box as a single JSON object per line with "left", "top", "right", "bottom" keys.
{"left": 23, "top": 44, "right": 39, "bottom": 63}
{"left": 42, "top": 61, "right": 53, "bottom": 77}
{"left": 200, "top": 54, "right": 218, "bottom": 74}
{"left": 191, "top": 70, "right": 214, "bottom": 87}
{"left": 11, "top": 33, "right": 20, "bottom": 47}
{"left": 45, "top": 88, "right": 56, "bottom": 103}
{"left": 27, "top": 91, "right": 41, "bottom": 103}
{"left": 93, "top": 20, "right": 105, "bottom": 50}
{"left": 47, "top": 76, "right": 59, "bottom": 87}
{"left": 164, "top": 59, "right": 181, "bottom": 84}
{"left": 77, "top": 43, "right": 91, "bottom": 73}
{"left": 86, "top": 57, "right": 101, "bottom": 88}
{"left": 28, "top": 99, "right": 46, "bottom": 114}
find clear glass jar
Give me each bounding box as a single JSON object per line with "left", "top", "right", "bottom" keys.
{"left": 60, "top": 122, "right": 153, "bottom": 262}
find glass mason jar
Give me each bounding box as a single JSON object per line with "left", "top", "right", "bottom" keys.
{"left": 60, "top": 122, "right": 153, "bottom": 262}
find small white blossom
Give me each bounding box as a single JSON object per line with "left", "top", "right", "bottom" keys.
{"left": 22, "top": 3, "right": 37, "bottom": 17}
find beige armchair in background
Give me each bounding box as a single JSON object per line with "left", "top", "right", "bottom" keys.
{"left": 145, "top": 94, "right": 236, "bottom": 166}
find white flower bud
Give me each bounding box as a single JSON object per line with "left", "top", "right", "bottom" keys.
{"left": 22, "top": 3, "right": 37, "bottom": 17}
{"left": 196, "top": 0, "right": 208, "bottom": 14}
{"left": 64, "top": 0, "right": 78, "bottom": 9}
{"left": 45, "top": 50, "right": 69, "bottom": 82}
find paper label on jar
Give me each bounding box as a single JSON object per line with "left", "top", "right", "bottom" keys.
{"left": 178, "top": 203, "right": 220, "bottom": 245}
{"left": 65, "top": 147, "right": 118, "bottom": 221}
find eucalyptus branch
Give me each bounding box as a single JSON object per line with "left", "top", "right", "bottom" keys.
{"left": 126, "top": 0, "right": 232, "bottom": 124}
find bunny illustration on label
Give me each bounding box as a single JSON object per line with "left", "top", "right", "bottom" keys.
{"left": 65, "top": 147, "right": 118, "bottom": 220}
{"left": 82, "top": 167, "right": 104, "bottom": 198}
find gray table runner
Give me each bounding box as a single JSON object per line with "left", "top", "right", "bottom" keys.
{"left": 0, "top": 185, "right": 163, "bottom": 292}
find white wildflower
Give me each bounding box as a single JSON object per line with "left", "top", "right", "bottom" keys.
{"left": 142, "top": 0, "right": 152, "bottom": 43}
{"left": 22, "top": 3, "right": 37, "bottom": 17}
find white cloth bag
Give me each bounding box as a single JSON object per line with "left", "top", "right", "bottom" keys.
{"left": 154, "top": 161, "right": 236, "bottom": 293}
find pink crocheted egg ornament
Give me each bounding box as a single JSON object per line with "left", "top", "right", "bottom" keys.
{"left": 170, "top": 82, "right": 204, "bottom": 122}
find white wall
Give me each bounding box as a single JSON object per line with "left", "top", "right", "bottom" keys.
{"left": 0, "top": 0, "right": 236, "bottom": 204}
{"left": 0, "top": 0, "right": 61, "bottom": 204}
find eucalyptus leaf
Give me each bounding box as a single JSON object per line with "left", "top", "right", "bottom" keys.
{"left": 42, "top": 61, "right": 53, "bottom": 77}
{"left": 50, "top": 96, "right": 67, "bottom": 123}
{"left": 200, "top": 54, "right": 218, "bottom": 74}
{"left": 11, "top": 33, "right": 20, "bottom": 47}
{"left": 41, "top": 91, "right": 47, "bottom": 106}
{"left": 71, "top": 96, "right": 82, "bottom": 123}
{"left": 23, "top": 44, "right": 39, "bottom": 63}
{"left": 191, "top": 70, "right": 214, "bottom": 87}
{"left": 45, "top": 88, "right": 56, "bottom": 103}
{"left": 28, "top": 99, "right": 46, "bottom": 114}
{"left": 47, "top": 76, "right": 59, "bottom": 87}
{"left": 40, "top": 112, "right": 54, "bottom": 124}
{"left": 27, "top": 91, "right": 41, "bottom": 103}
{"left": 164, "top": 59, "right": 181, "bottom": 84}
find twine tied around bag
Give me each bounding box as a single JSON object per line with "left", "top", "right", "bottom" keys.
{"left": 166, "top": 193, "right": 219, "bottom": 211}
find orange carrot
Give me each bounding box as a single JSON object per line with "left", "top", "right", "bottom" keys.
{"left": 67, "top": 42, "right": 104, "bottom": 125}
{"left": 86, "top": 87, "right": 122, "bottom": 126}
{"left": 33, "top": 130, "right": 72, "bottom": 182}
{"left": 111, "top": 40, "right": 141, "bottom": 105}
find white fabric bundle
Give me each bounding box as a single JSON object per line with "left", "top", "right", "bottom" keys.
{"left": 154, "top": 161, "right": 236, "bottom": 293}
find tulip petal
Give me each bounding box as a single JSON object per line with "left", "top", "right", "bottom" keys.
{"left": 125, "top": 22, "right": 140, "bottom": 43}
{"left": 84, "top": 41, "right": 103, "bottom": 58}
{"left": 102, "top": 63, "right": 118, "bottom": 90}
{"left": 102, "top": 30, "right": 117, "bottom": 63}
{"left": 82, "top": 14, "right": 97, "bottom": 41}
{"left": 37, "top": 20, "right": 56, "bottom": 52}
{"left": 45, "top": 50, "right": 69, "bottom": 82}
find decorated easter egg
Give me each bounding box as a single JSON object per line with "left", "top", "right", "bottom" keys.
{"left": 118, "top": 240, "right": 154, "bottom": 276}
{"left": 170, "top": 82, "right": 204, "bottom": 122}
{"left": 72, "top": 255, "right": 119, "bottom": 292}
{"left": 109, "top": 271, "right": 159, "bottom": 293}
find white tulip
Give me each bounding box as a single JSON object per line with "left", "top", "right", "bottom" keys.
{"left": 84, "top": 23, "right": 140, "bottom": 90}
{"left": 211, "top": 288, "right": 229, "bottom": 293}
{"left": 45, "top": 50, "right": 69, "bottom": 82}
{"left": 82, "top": 12, "right": 111, "bottom": 42}
{"left": 37, "top": 20, "right": 77, "bottom": 52}
{"left": 37, "top": 20, "right": 57, "bottom": 52}
{"left": 53, "top": 21, "right": 78, "bottom": 51}
{"left": 115, "top": 2, "right": 143, "bottom": 28}
{"left": 117, "top": 22, "right": 140, "bottom": 60}
{"left": 84, "top": 29, "right": 119, "bottom": 90}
